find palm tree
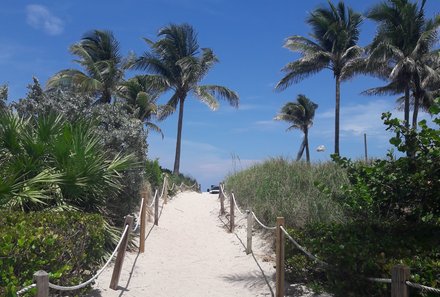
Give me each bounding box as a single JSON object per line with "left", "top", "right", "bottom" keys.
{"left": 276, "top": 1, "right": 363, "bottom": 156}
{"left": 275, "top": 95, "right": 318, "bottom": 163}
{"left": 46, "top": 30, "right": 124, "bottom": 104}
{"left": 118, "top": 75, "right": 164, "bottom": 137}
{"left": 366, "top": 0, "right": 440, "bottom": 129}
{"left": 132, "top": 23, "right": 239, "bottom": 174}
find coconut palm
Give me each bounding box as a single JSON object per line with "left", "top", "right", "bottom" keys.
{"left": 276, "top": 1, "right": 362, "bottom": 156}
{"left": 46, "top": 30, "right": 124, "bottom": 104}
{"left": 365, "top": 0, "right": 440, "bottom": 129}
{"left": 132, "top": 23, "right": 239, "bottom": 174}
{"left": 118, "top": 75, "right": 165, "bottom": 137}
{"left": 275, "top": 95, "right": 318, "bottom": 163}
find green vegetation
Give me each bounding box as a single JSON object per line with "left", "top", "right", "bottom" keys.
{"left": 0, "top": 111, "right": 134, "bottom": 214}
{"left": 0, "top": 211, "right": 106, "bottom": 297}
{"left": 226, "top": 100, "right": 440, "bottom": 296}
{"left": 225, "top": 158, "right": 348, "bottom": 228}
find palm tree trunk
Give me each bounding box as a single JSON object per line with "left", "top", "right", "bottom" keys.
{"left": 173, "top": 95, "right": 186, "bottom": 175}
{"left": 296, "top": 138, "right": 306, "bottom": 161}
{"left": 404, "top": 86, "right": 410, "bottom": 129}
{"left": 412, "top": 95, "right": 419, "bottom": 129}
{"left": 305, "top": 128, "right": 310, "bottom": 163}
{"left": 334, "top": 75, "right": 341, "bottom": 156}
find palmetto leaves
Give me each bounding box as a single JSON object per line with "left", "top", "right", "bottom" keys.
{"left": 0, "top": 111, "right": 135, "bottom": 212}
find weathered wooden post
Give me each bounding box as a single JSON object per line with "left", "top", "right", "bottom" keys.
{"left": 219, "top": 182, "right": 225, "bottom": 215}
{"left": 246, "top": 210, "right": 253, "bottom": 254}
{"left": 34, "top": 270, "right": 49, "bottom": 297}
{"left": 276, "top": 217, "right": 285, "bottom": 297}
{"left": 154, "top": 189, "right": 159, "bottom": 226}
{"left": 139, "top": 192, "right": 148, "bottom": 253}
{"left": 110, "top": 215, "right": 133, "bottom": 290}
{"left": 391, "top": 265, "right": 410, "bottom": 297}
{"left": 163, "top": 176, "right": 168, "bottom": 204}
{"left": 229, "top": 191, "right": 235, "bottom": 232}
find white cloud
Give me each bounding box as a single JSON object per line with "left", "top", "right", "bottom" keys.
{"left": 26, "top": 5, "right": 64, "bottom": 35}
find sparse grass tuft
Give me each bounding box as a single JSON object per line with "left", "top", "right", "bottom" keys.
{"left": 224, "top": 157, "right": 349, "bottom": 229}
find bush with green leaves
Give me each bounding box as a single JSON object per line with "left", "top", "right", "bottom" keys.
{"left": 285, "top": 222, "right": 440, "bottom": 297}
{"left": 333, "top": 99, "right": 440, "bottom": 223}
{"left": 0, "top": 211, "right": 106, "bottom": 297}
{"left": 145, "top": 159, "right": 163, "bottom": 190}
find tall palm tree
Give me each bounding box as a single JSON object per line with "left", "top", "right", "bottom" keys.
{"left": 118, "top": 75, "right": 164, "bottom": 137}
{"left": 276, "top": 1, "right": 363, "bottom": 156}
{"left": 132, "top": 23, "right": 239, "bottom": 174}
{"left": 275, "top": 95, "right": 318, "bottom": 163}
{"left": 366, "top": 0, "right": 440, "bottom": 129}
{"left": 47, "top": 30, "right": 124, "bottom": 104}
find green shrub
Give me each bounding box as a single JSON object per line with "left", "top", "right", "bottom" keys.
{"left": 145, "top": 159, "right": 163, "bottom": 190}
{"left": 285, "top": 222, "right": 440, "bottom": 297}
{"left": 0, "top": 211, "right": 106, "bottom": 297}
{"left": 332, "top": 100, "right": 440, "bottom": 223}
{"left": 224, "top": 158, "right": 349, "bottom": 228}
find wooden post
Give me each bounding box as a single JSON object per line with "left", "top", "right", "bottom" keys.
{"left": 219, "top": 183, "right": 225, "bottom": 215}
{"left": 229, "top": 191, "right": 235, "bottom": 232}
{"left": 139, "top": 192, "right": 148, "bottom": 253}
{"left": 110, "top": 215, "right": 133, "bottom": 290}
{"left": 154, "top": 190, "right": 159, "bottom": 226}
{"left": 391, "top": 265, "right": 410, "bottom": 297}
{"left": 163, "top": 177, "right": 168, "bottom": 204}
{"left": 34, "top": 270, "right": 49, "bottom": 297}
{"left": 246, "top": 210, "right": 253, "bottom": 255}
{"left": 276, "top": 217, "right": 285, "bottom": 297}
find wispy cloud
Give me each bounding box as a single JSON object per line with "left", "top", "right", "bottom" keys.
{"left": 26, "top": 4, "right": 64, "bottom": 35}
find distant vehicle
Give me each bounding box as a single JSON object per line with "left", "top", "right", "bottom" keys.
{"left": 207, "top": 185, "right": 220, "bottom": 194}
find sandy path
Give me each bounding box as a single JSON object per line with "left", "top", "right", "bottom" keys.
{"left": 87, "top": 191, "right": 276, "bottom": 297}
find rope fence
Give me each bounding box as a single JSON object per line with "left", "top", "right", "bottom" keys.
{"left": 15, "top": 175, "right": 175, "bottom": 297}
{"left": 219, "top": 182, "right": 440, "bottom": 297}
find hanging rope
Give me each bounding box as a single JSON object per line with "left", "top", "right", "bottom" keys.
{"left": 132, "top": 198, "right": 144, "bottom": 232}
{"left": 280, "top": 226, "right": 327, "bottom": 266}
{"left": 16, "top": 284, "right": 36, "bottom": 295}
{"left": 231, "top": 193, "right": 245, "bottom": 215}
{"left": 48, "top": 225, "right": 129, "bottom": 291}
{"left": 252, "top": 211, "right": 276, "bottom": 230}
{"left": 149, "top": 189, "right": 158, "bottom": 208}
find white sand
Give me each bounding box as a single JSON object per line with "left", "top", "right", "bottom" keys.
{"left": 87, "top": 191, "right": 277, "bottom": 297}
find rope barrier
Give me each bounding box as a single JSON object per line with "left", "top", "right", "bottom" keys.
{"left": 149, "top": 189, "right": 158, "bottom": 208}
{"left": 231, "top": 193, "right": 245, "bottom": 215}
{"left": 367, "top": 278, "right": 392, "bottom": 284}
{"left": 132, "top": 198, "right": 144, "bottom": 232}
{"left": 252, "top": 211, "right": 276, "bottom": 230}
{"left": 280, "top": 226, "right": 328, "bottom": 266}
{"left": 48, "top": 225, "right": 129, "bottom": 291}
{"left": 406, "top": 281, "right": 440, "bottom": 294}
{"left": 16, "top": 284, "right": 36, "bottom": 295}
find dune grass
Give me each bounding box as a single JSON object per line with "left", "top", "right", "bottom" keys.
{"left": 224, "top": 157, "right": 349, "bottom": 229}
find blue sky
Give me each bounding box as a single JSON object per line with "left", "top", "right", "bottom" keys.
{"left": 1, "top": 0, "right": 439, "bottom": 189}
